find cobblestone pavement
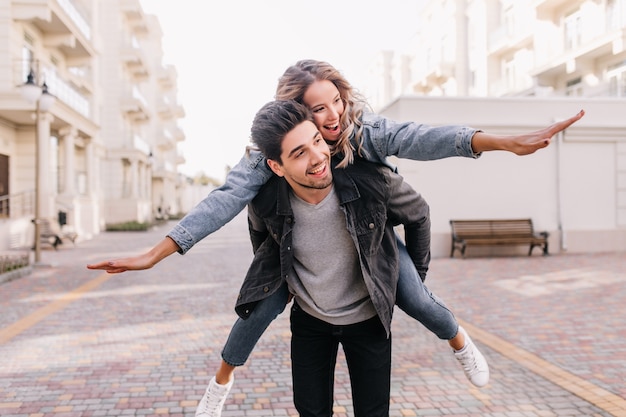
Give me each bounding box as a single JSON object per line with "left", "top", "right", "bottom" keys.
{"left": 1, "top": 213, "right": 625, "bottom": 416}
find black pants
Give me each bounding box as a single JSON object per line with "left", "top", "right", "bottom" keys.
{"left": 290, "top": 303, "right": 391, "bottom": 417}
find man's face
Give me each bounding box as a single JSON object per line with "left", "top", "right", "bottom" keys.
{"left": 267, "top": 120, "right": 332, "bottom": 204}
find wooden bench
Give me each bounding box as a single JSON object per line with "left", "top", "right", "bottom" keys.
{"left": 449, "top": 218, "right": 549, "bottom": 258}
{"left": 39, "top": 218, "right": 78, "bottom": 250}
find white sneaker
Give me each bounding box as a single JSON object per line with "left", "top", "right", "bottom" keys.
{"left": 454, "top": 326, "right": 489, "bottom": 387}
{"left": 195, "top": 376, "right": 234, "bottom": 417}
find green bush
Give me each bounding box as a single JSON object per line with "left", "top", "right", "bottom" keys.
{"left": 105, "top": 221, "right": 151, "bottom": 231}
{"left": 166, "top": 212, "right": 186, "bottom": 220}
{"left": 0, "top": 254, "right": 30, "bottom": 273}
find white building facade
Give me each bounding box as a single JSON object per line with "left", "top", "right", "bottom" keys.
{"left": 370, "top": 0, "right": 626, "bottom": 257}
{"left": 0, "top": 0, "right": 187, "bottom": 251}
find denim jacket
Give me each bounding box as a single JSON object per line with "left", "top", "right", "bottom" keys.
{"left": 168, "top": 113, "right": 479, "bottom": 253}
{"left": 237, "top": 157, "right": 430, "bottom": 336}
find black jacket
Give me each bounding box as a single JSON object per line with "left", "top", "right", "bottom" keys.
{"left": 236, "top": 156, "right": 430, "bottom": 336}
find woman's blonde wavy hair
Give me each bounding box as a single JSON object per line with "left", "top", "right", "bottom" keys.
{"left": 275, "top": 59, "right": 368, "bottom": 168}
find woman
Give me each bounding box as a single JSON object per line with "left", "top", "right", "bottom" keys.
{"left": 87, "top": 60, "right": 584, "bottom": 417}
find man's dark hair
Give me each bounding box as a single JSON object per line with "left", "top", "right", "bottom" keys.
{"left": 250, "top": 100, "right": 313, "bottom": 163}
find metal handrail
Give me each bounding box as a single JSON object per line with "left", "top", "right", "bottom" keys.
{"left": 0, "top": 190, "right": 35, "bottom": 219}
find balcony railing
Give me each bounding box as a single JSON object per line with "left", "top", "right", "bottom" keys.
{"left": 9, "top": 59, "right": 92, "bottom": 118}
{"left": 57, "top": 0, "right": 92, "bottom": 40}
{"left": 46, "top": 68, "right": 91, "bottom": 118}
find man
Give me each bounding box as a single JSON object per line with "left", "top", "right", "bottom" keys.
{"left": 236, "top": 99, "right": 434, "bottom": 417}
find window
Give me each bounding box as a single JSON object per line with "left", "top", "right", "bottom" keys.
{"left": 565, "top": 77, "right": 583, "bottom": 96}
{"left": 607, "top": 0, "right": 626, "bottom": 31}
{"left": 21, "top": 45, "right": 34, "bottom": 81}
{"left": 608, "top": 62, "right": 626, "bottom": 97}
{"left": 564, "top": 11, "right": 582, "bottom": 50}
{"left": 503, "top": 4, "right": 515, "bottom": 37}
{"left": 503, "top": 57, "right": 516, "bottom": 91}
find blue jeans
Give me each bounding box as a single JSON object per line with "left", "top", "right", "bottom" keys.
{"left": 221, "top": 283, "right": 290, "bottom": 366}
{"left": 221, "top": 237, "right": 458, "bottom": 366}
{"left": 290, "top": 303, "right": 391, "bottom": 417}
{"left": 395, "top": 238, "right": 458, "bottom": 340}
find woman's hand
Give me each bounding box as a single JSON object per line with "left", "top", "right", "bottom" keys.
{"left": 87, "top": 254, "right": 156, "bottom": 274}
{"left": 86, "top": 237, "right": 180, "bottom": 274}
{"left": 472, "top": 109, "right": 585, "bottom": 155}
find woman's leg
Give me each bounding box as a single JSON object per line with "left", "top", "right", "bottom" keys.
{"left": 196, "top": 284, "right": 290, "bottom": 417}
{"left": 214, "top": 284, "right": 290, "bottom": 383}
{"left": 221, "top": 282, "right": 290, "bottom": 367}
{"left": 395, "top": 237, "right": 458, "bottom": 340}
{"left": 395, "top": 237, "right": 489, "bottom": 387}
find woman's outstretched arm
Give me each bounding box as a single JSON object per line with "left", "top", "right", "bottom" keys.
{"left": 471, "top": 110, "right": 585, "bottom": 155}
{"left": 86, "top": 236, "right": 180, "bottom": 273}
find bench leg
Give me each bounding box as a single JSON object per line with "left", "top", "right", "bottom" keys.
{"left": 529, "top": 243, "right": 549, "bottom": 256}
{"left": 450, "top": 243, "right": 465, "bottom": 258}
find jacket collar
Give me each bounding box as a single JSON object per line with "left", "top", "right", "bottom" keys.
{"left": 331, "top": 156, "right": 360, "bottom": 205}
{"left": 274, "top": 155, "right": 361, "bottom": 214}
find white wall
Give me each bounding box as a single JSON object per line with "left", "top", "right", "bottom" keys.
{"left": 381, "top": 95, "right": 626, "bottom": 258}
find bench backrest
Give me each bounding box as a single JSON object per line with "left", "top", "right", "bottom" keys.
{"left": 450, "top": 219, "right": 535, "bottom": 239}
{"left": 39, "top": 218, "right": 61, "bottom": 235}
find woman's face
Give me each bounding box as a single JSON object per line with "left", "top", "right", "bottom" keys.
{"left": 302, "top": 79, "right": 344, "bottom": 142}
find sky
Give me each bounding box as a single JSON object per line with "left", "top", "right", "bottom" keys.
{"left": 139, "top": 0, "right": 426, "bottom": 181}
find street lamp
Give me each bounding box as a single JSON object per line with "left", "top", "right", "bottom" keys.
{"left": 22, "top": 70, "right": 56, "bottom": 110}
{"left": 20, "top": 67, "right": 55, "bottom": 264}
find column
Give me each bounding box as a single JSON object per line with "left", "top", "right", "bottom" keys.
{"left": 60, "top": 126, "right": 77, "bottom": 196}
{"left": 37, "top": 112, "right": 55, "bottom": 219}
{"left": 85, "top": 139, "right": 95, "bottom": 196}
{"left": 130, "top": 158, "right": 138, "bottom": 198}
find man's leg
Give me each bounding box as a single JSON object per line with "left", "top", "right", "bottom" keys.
{"left": 290, "top": 303, "right": 338, "bottom": 417}
{"left": 340, "top": 316, "right": 391, "bottom": 417}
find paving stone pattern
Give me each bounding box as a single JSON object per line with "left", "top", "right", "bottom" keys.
{"left": 1, "top": 212, "right": 625, "bottom": 416}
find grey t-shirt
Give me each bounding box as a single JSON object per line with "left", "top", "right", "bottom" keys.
{"left": 287, "top": 186, "right": 376, "bottom": 325}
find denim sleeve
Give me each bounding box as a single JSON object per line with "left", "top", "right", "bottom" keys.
{"left": 383, "top": 169, "right": 431, "bottom": 278}
{"left": 361, "top": 113, "right": 481, "bottom": 164}
{"left": 167, "top": 148, "right": 273, "bottom": 254}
